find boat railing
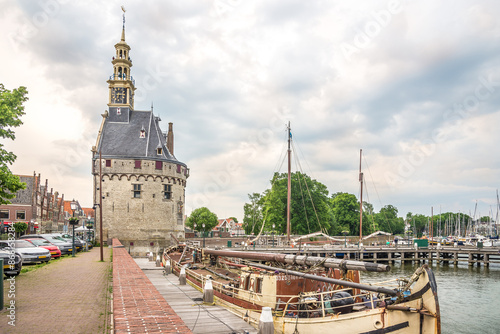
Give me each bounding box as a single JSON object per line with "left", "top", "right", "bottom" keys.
{"left": 281, "top": 288, "right": 394, "bottom": 319}
{"left": 164, "top": 248, "right": 403, "bottom": 319}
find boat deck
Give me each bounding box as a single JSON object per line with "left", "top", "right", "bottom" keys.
{"left": 135, "top": 257, "right": 257, "bottom": 334}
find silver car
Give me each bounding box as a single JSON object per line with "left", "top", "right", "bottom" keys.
{"left": 0, "top": 240, "right": 51, "bottom": 264}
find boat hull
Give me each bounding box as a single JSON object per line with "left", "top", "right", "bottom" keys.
{"left": 163, "top": 247, "right": 440, "bottom": 334}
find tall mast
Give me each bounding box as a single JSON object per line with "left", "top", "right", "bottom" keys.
{"left": 359, "top": 149, "right": 363, "bottom": 245}
{"left": 287, "top": 122, "right": 291, "bottom": 244}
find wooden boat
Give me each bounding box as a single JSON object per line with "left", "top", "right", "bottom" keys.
{"left": 162, "top": 245, "right": 441, "bottom": 333}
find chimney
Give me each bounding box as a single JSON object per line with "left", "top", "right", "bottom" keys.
{"left": 167, "top": 122, "right": 174, "bottom": 156}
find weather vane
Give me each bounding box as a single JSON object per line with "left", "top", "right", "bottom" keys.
{"left": 121, "top": 5, "right": 126, "bottom": 29}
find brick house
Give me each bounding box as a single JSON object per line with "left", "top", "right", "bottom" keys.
{"left": 0, "top": 172, "right": 66, "bottom": 234}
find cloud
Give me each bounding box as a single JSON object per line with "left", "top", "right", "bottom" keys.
{"left": 2, "top": 0, "right": 500, "bottom": 223}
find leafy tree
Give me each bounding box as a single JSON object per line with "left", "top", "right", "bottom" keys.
{"left": 186, "top": 207, "right": 219, "bottom": 235}
{"left": 13, "top": 222, "right": 28, "bottom": 237}
{"left": 407, "top": 213, "right": 428, "bottom": 237}
{"left": 263, "top": 172, "right": 331, "bottom": 235}
{"left": 242, "top": 192, "right": 264, "bottom": 234}
{"left": 374, "top": 205, "right": 404, "bottom": 234}
{"left": 0, "top": 84, "right": 28, "bottom": 204}
{"left": 329, "top": 192, "right": 361, "bottom": 236}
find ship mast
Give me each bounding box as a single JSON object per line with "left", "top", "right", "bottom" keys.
{"left": 359, "top": 149, "right": 363, "bottom": 245}
{"left": 287, "top": 121, "right": 291, "bottom": 244}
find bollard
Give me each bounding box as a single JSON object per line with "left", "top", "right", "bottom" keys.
{"left": 203, "top": 278, "right": 214, "bottom": 304}
{"left": 155, "top": 255, "right": 161, "bottom": 267}
{"left": 258, "top": 306, "right": 273, "bottom": 334}
{"left": 179, "top": 266, "right": 186, "bottom": 285}
{"left": 164, "top": 259, "right": 171, "bottom": 275}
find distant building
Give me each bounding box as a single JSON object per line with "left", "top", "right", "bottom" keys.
{"left": 0, "top": 172, "right": 66, "bottom": 234}
{"left": 92, "top": 21, "right": 189, "bottom": 255}
{"left": 213, "top": 218, "right": 244, "bottom": 237}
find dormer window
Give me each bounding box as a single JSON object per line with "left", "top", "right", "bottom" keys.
{"left": 157, "top": 147, "right": 162, "bottom": 155}
{"left": 140, "top": 129, "right": 146, "bottom": 138}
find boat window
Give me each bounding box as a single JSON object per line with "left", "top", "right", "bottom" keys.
{"left": 243, "top": 276, "right": 250, "bottom": 290}
{"left": 255, "top": 277, "right": 263, "bottom": 294}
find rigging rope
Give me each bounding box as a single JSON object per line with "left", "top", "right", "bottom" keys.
{"left": 291, "top": 140, "right": 327, "bottom": 235}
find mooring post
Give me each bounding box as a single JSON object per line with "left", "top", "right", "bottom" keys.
{"left": 258, "top": 306, "right": 274, "bottom": 334}
{"left": 179, "top": 266, "right": 186, "bottom": 285}
{"left": 203, "top": 278, "right": 214, "bottom": 304}
{"left": 164, "top": 259, "right": 171, "bottom": 275}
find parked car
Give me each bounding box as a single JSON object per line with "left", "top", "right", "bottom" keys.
{"left": 0, "top": 248, "right": 23, "bottom": 277}
{"left": 24, "top": 238, "right": 62, "bottom": 259}
{"left": 0, "top": 240, "right": 51, "bottom": 264}
{"left": 19, "top": 234, "right": 73, "bottom": 255}
{"left": 54, "top": 233, "right": 83, "bottom": 252}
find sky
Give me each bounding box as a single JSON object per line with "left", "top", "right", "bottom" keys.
{"left": 2, "top": 0, "right": 500, "bottom": 222}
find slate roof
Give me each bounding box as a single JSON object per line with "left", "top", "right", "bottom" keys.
{"left": 97, "top": 107, "right": 186, "bottom": 166}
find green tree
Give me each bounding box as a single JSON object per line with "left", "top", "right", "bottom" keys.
{"left": 407, "top": 213, "right": 429, "bottom": 237}
{"left": 374, "top": 205, "right": 404, "bottom": 234}
{"left": 186, "top": 207, "right": 219, "bottom": 234}
{"left": 13, "top": 221, "right": 28, "bottom": 237}
{"left": 329, "top": 192, "right": 360, "bottom": 236}
{"left": 0, "top": 84, "right": 28, "bottom": 204}
{"left": 242, "top": 192, "right": 264, "bottom": 234}
{"left": 263, "top": 172, "right": 331, "bottom": 235}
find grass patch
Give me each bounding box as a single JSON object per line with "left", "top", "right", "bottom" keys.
{"left": 20, "top": 260, "right": 53, "bottom": 274}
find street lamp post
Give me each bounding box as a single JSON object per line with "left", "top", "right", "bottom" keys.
{"left": 70, "top": 201, "right": 79, "bottom": 257}
{"left": 202, "top": 223, "right": 206, "bottom": 248}
{"left": 342, "top": 230, "right": 349, "bottom": 248}
{"left": 86, "top": 221, "right": 93, "bottom": 250}
{"left": 272, "top": 223, "right": 275, "bottom": 248}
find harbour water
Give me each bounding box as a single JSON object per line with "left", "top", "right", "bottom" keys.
{"left": 362, "top": 261, "right": 500, "bottom": 334}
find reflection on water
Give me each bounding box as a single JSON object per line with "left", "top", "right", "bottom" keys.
{"left": 361, "top": 262, "right": 500, "bottom": 334}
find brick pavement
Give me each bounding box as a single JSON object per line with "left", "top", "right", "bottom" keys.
{"left": 0, "top": 246, "right": 112, "bottom": 334}
{"left": 112, "top": 239, "right": 192, "bottom": 334}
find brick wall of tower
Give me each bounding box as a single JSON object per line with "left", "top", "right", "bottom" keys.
{"left": 93, "top": 158, "right": 188, "bottom": 256}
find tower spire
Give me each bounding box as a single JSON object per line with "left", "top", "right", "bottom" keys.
{"left": 121, "top": 6, "right": 126, "bottom": 41}
{"left": 107, "top": 6, "right": 135, "bottom": 110}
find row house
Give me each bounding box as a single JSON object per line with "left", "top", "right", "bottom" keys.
{"left": 0, "top": 172, "right": 67, "bottom": 234}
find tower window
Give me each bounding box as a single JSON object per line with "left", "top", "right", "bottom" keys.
{"left": 132, "top": 184, "right": 142, "bottom": 198}
{"left": 106, "top": 160, "right": 111, "bottom": 167}
{"left": 140, "top": 129, "right": 146, "bottom": 138}
{"left": 157, "top": 147, "right": 162, "bottom": 155}
{"left": 116, "top": 107, "right": 121, "bottom": 115}
{"left": 155, "top": 161, "right": 162, "bottom": 170}
{"left": 163, "top": 184, "right": 172, "bottom": 200}
{"left": 134, "top": 160, "right": 141, "bottom": 169}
